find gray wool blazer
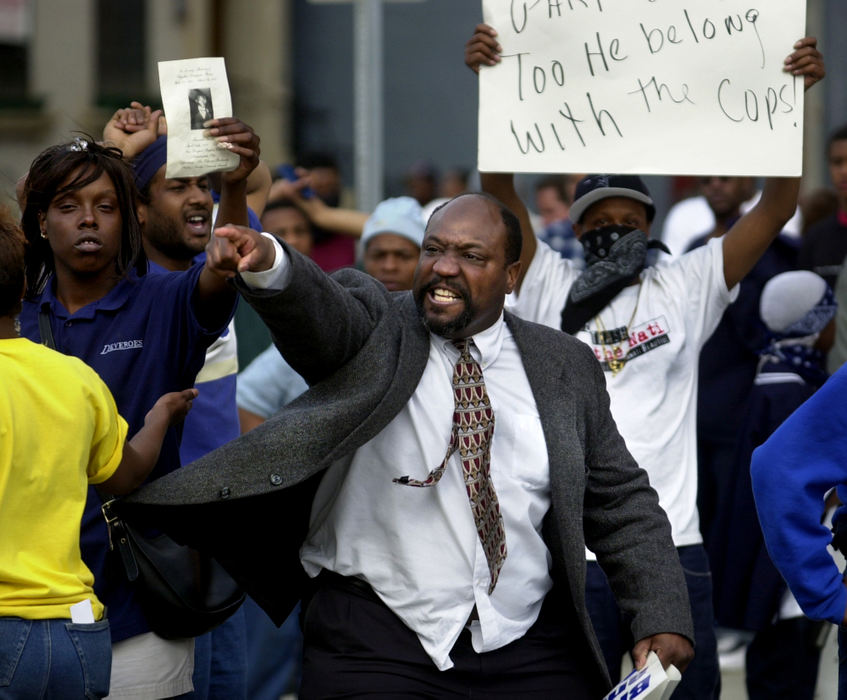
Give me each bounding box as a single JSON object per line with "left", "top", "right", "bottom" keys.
{"left": 122, "top": 248, "right": 693, "bottom": 689}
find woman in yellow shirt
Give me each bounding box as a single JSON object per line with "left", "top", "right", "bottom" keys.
{"left": 0, "top": 209, "right": 196, "bottom": 698}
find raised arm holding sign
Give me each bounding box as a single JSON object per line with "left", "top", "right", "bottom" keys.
{"left": 469, "top": 14, "right": 824, "bottom": 696}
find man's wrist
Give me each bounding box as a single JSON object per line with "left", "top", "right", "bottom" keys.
{"left": 240, "top": 233, "right": 290, "bottom": 290}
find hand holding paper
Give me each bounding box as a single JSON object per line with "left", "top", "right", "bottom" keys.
{"left": 603, "top": 651, "right": 682, "bottom": 700}
{"left": 205, "top": 117, "right": 261, "bottom": 186}
{"left": 464, "top": 23, "right": 502, "bottom": 73}
{"left": 784, "top": 36, "right": 825, "bottom": 91}
{"left": 632, "top": 632, "right": 693, "bottom": 674}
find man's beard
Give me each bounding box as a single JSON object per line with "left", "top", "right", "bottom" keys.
{"left": 413, "top": 277, "right": 476, "bottom": 337}
{"left": 146, "top": 215, "right": 206, "bottom": 263}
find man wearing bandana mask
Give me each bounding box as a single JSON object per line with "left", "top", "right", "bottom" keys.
{"left": 465, "top": 23, "right": 825, "bottom": 698}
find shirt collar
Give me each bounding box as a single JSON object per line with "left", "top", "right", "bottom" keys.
{"left": 436, "top": 311, "right": 505, "bottom": 371}
{"left": 147, "top": 256, "right": 202, "bottom": 275}
{"left": 38, "top": 272, "right": 139, "bottom": 320}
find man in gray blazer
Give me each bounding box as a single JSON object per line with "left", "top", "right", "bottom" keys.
{"left": 123, "top": 193, "right": 693, "bottom": 697}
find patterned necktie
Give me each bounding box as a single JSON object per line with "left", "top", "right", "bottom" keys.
{"left": 394, "top": 338, "right": 507, "bottom": 594}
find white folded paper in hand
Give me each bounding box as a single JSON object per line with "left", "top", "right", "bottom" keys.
{"left": 158, "top": 57, "right": 239, "bottom": 179}
{"left": 602, "top": 651, "right": 681, "bottom": 700}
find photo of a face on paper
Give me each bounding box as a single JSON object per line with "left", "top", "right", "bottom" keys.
{"left": 188, "top": 88, "right": 214, "bottom": 130}
{"left": 159, "top": 57, "right": 238, "bottom": 178}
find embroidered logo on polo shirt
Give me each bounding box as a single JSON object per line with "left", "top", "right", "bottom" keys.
{"left": 100, "top": 340, "right": 144, "bottom": 355}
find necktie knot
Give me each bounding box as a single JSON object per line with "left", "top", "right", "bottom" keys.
{"left": 451, "top": 337, "right": 472, "bottom": 360}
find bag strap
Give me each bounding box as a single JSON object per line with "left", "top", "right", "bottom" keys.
{"left": 38, "top": 309, "right": 56, "bottom": 349}
{"left": 101, "top": 498, "right": 140, "bottom": 582}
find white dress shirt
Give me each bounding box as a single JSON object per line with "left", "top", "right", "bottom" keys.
{"left": 243, "top": 238, "right": 553, "bottom": 671}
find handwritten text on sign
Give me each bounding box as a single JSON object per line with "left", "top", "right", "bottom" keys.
{"left": 478, "top": 0, "right": 806, "bottom": 176}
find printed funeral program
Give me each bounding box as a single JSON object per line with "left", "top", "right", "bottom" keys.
{"left": 158, "top": 57, "right": 239, "bottom": 178}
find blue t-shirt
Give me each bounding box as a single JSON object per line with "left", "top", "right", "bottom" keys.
{"left": 148, "top": 259, "right": 241, "bottom": 464}
{"left": 20, "top": 266, "right": 233, "bottom": 642}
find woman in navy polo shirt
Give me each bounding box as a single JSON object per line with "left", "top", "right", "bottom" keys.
{"left": 18, "top": 137, "right": 241, "bottom": 698}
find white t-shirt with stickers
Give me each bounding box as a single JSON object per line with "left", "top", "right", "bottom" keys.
{"left": 506, "top": 237, "right": 737, "bottom": 554}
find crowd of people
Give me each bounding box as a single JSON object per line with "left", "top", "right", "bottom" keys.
{"left": 0, "top": 15, "right": 842, "bottom": 700}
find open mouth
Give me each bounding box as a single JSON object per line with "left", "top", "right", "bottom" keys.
{"left": 74, "top": 235, "right": 102, "bottom": 253}
{"left": 185, "top": 212, "right": 210, "bottom": 235}
{"left": 429, "top": 286, "right": 463, "bottom": 305}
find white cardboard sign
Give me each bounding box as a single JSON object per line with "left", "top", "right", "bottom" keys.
{"left": 479, "top": 0, "right": 807, "bottom": 176}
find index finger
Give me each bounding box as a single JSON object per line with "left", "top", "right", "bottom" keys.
{"left": 179, "top": 388, "right": 199, "bottom": 401}
{"left": 631, "top": 639, "right": 650, "bottom": 670}
{"left": 785, "top": 38, "right": 819, "bottom": 62}
{"left": 474, "top": 23, "right": 498, "bottom": 38}
{"left": 213, "top": 223, "right": 251, "bottom": 241}
{"left": 204, "top": 117, "right": 244, "bottom": 131}
{"left": 793, "top": 36, "right": 818, "bottom": 50}
{"left": 207, "top": 121, "right": 257, "bottom": 140}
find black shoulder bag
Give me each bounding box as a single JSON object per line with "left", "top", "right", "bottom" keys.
{"left": 40, "top": 310, "right": 245, "bottom": 639}
{"left": 100, "top": 498, "right": 245, "bottom": 639}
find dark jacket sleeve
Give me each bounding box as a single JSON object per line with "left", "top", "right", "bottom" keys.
{"left": 235, "top": 244, "right": 391, "bottom": 385}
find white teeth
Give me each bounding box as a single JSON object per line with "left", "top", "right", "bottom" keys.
{"left": 433, "top": 289, "right": 459, "bottom": 301}
{"left": 188, "top": 216, "right": 206, "bottom": 223}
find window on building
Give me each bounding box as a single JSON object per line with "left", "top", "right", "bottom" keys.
{"left": 0, "top": 0, "right": 34, "bottom": 106}
{"left": 96, "top": 0, "right": 148, "bottom": 109}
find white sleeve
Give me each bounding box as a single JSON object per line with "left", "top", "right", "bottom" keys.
{"left": 658, "top": 238, "right": 737, "bottom": 347}
{"left": 239, "top": 233, "right": 291, "bottom": 290}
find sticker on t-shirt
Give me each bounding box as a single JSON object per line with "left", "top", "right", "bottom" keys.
{"left": 589, "top": 316, "right": 670, "bottom": 372}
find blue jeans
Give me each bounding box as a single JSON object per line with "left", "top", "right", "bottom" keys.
{"left": 0, "top": 617, "right": 111, "bottom": 699}
{"left": 585, "top": 545, "right": 720, "bottom": 699}
{"left": 187, "top": 606, "right": 247, "bottom": 699}
{"left": 243, "top": 598, "right": 302, "bottom": 700}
